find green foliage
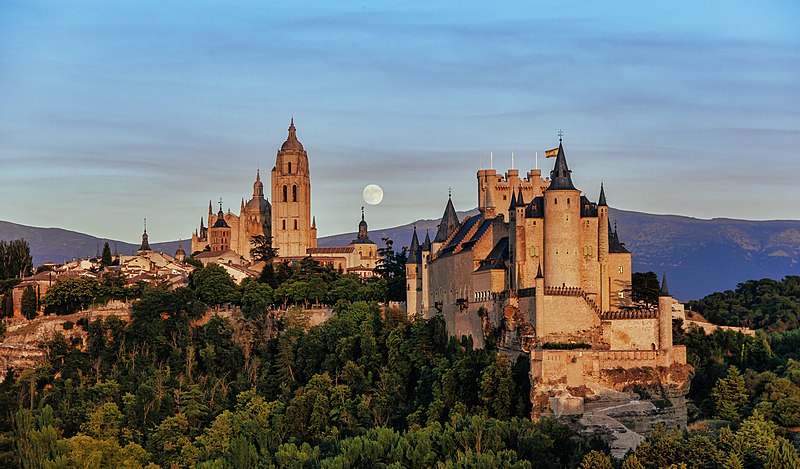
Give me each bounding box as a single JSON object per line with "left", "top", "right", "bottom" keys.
{"left": 375, "top": 238, "right": 407, "bottom": 303}
{"left": 190, "top": 264, "right": 240, "bottom": 306}
{"left": 579, "top": 450, "right": 612, "bottom": 469}
{"left": 101, "top": 242, "right": 113, "bottom": 266}
{"left": 21, "top": 285, "right": 37, "bottom": 319}
{"left": 62, "top": 321, "right": 74, "bottom": 330}
{"left": 712, "top": 367, "right": 748, "bottom": 423}
{"left": 0, "top": 239, "right": 33, "bottom": 280}
{"left": 632, "top": 271, "right": 660, "bottom": 307}
{"left": 41, "top": 277, "right": 98, "bottom": 315}
{"left": 688, "top": 276, "right": 800, "bottom": 330}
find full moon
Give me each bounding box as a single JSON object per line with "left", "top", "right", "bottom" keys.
{"left": 362, "top": 184, "right": 384, "bottom": 205}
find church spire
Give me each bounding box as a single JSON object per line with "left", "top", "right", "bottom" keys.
{"left": 253, "top": 169, "right": 264, "bottom": 198}
{"left": 516, "top": 187, "right": 525, "bottom": 206}
{"left": 139, "top": 218, "right": 151, "bottom": 252}
{"left": 546, "top": 141, "right": 577, "bottom": 191}
{"left": 280, "top": 117, "right": 304, "bottom": 152}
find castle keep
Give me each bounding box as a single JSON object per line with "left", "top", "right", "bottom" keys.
{"left": 406, "top": 140, "right": 690, "bottom": 431}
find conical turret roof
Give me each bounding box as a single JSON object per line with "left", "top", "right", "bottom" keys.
{"left": 598, "top": 183, "right": 607, "bottom": 206}
{"left": 408, "top": 227, "right": 421, "bottom": 264}
{"left": 434, "top": 195, "right": 460, "bottom": 243}
{"left": 660, "top": 273, "right": 670, "bottom": 297}
{"left": 546, "top": 142, "right": 577, "bottom": 191}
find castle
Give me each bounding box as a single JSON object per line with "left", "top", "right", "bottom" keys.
{"left": 406, "top": 139, "right": 690, "bottom": 430}
{"left": 191, "top": 120, "right": 380, "bottom": 275}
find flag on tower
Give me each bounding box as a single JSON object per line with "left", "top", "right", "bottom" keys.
{"left": 545, "top": 147, "right": 559, "bottom": 158}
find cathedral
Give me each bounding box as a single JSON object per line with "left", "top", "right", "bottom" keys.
{"left": 191, "top": 120, "right": 379, "bottom": 275}
{"left": 407, "top": 139, "right": 690, "bottom": 423}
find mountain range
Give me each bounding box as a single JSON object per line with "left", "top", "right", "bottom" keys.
{"left": 4, "top": 209, "right": 800, "bottom": 301}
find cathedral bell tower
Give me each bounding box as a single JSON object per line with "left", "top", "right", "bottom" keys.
{"left": 271, "top": 119, "right": 315, "bottom": 258}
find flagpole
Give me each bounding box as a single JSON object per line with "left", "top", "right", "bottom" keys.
{"left": 511, "top": 151, "right": 515, "bottom": 170}
{"left": 490, "top": 151, "right": 493, "bottom": 169}
{"left": 535, "top": 151, "right": 538, "bottom": 170}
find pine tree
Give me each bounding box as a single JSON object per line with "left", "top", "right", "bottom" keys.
{"left": 764, "top": 437, "right": 800, "bottom": 469}
{"left": 21, "top": 285, "right": 38, "bottom": 319}
{"left": 621, "top": 454, "right": 645, "bottom": 469}
{"left": 579, "top": 450, "right": 612, "bottom": 469}
{"left": 101, "top": 242, "right": 113, "bottom": 266}
{"left": 712, "top": 366, "right": 749, "bottom": 422}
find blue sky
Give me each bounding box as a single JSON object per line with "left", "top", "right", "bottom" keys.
{"left": 1, "top": 1, "right": 799, "bottom": 243}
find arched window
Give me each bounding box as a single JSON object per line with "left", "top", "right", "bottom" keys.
{"left": 282, "top": 220, "right": 286, "bottom": 230}
{"left": 294, "top": 220, "right": 298, "bottom": 230}
{"left": 288, "top": 162, "right": 292, "bottom": 174}
{"left": 282, "top": 185, "right": 287, "bottom": 202}
{"left": 292, "top": 185, "right": 297, "bottom": 202}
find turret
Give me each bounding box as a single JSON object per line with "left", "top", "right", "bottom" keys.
{"left": 406, "top": 227, "right": 423, "bottom": 317}
{"left": 597, "top": 184, "right": 610, "bottom": 311}
{"left": 658, "top": 273, "right": 673, "bottom": 352}
{"left": 543, "top": 141, "right": 581, "bottom": 288}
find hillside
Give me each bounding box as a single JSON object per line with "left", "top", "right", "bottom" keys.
{"left": 4, "top": 209, "right": 800, "bottom": 301}
{"left": 0, "top": 221, "right": 182, "bottom": 264}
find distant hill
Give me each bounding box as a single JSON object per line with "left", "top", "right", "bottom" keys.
{"left": 4, "top": 209, "right": 800, "bottom": 301}
{"left": 0, "top": 221, "right": 182, "bottom": 264}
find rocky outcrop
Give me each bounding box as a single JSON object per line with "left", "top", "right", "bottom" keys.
{"left": 533, "top": 363, "right": 693, "bottom": 458}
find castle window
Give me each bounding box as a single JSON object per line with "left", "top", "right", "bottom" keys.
{"left": 618, "top": 266, "right": 624, "bottom": 274}
{"left": 554, "top": 198, "right": 558, "bottom": 204}
{"left": 282, "top": 185, "right": 287, "bottom": 202}
{"left": 618, "top": 291, "right": 625, "bottom": 298}
{"left": 503, "top": 195, "right": 507, "bottom": 200}
{"left": 567, "top": 198, "right": 570, "bottom": 205}
{"left": 288, "top": 162, "right": 292, "bottom": 173}
{"left": 294, "top": 220, "right": 298, "bottom": 230}
{"left": 292, "top": 185, "right": 297, "bottom": 202}
{"left": 282, "top": 220, "right": 286, "bottom": 230}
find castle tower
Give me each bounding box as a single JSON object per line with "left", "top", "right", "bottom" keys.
{"left": 271, "top": 119, "right": 315, "bottom": 258}
{"left": 543, "top": 141, "right": 582, "bottom": 288}
{"left": 406, "top": 227, "right": 423, "bottom": 316}
{"left": 597, "top": 184, "right": 610, "bottom": 312}
{"left": 658, "top": 273, "right": 674, "bottom": 352}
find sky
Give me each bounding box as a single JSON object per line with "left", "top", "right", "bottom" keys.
{"left": 1, "top": 1, "right": 799, "bottom": 243}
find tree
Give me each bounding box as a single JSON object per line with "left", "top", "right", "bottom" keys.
{"left": 374, "top": 238, "right": 406, "bottom": 303}
{"left": 579, "top": 450, "right": 612, "bottom": 469}
{"left": 41, "top": 277, "right": 98, "bottom": 315}
{"left": 20, "top": 285, "right": 37, "bottom": 319}
{"left": 631, "top": 271, "right": 660, "bottom": 307}
{"left": 101, "top": 242, "right": 113, "bottom": 267}
{"left": 190, "top": 264, "right": 240, "bottom": 307}
{"left": 712, "top": 366, "right": 749, "bottom": 423}
{"left": 249, "top": 235, "right": 277, "bottom": 263}
{"left": 0, "top": 239, "right": 33, "bottom": 280}
{"left": 240, "top": 280, "right": 274, "bottom": 321}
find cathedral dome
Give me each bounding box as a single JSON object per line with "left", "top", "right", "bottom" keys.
{"left": 245, "top": 197, "right": 270, "bottom": 213}
{"left": 280, "top": 118, "right": 304, "bottom": 152}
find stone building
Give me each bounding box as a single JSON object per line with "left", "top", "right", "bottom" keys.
{"left": 190, "top": 120, "right": 377, "bottom": 276}
{"left": 406, "top": 139, "right": 691, "bottom": 435}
